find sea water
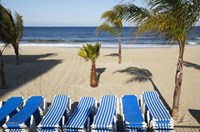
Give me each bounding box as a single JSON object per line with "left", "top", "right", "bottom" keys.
{"left": 21, "top": 26, "right": 200, "bottom": 48}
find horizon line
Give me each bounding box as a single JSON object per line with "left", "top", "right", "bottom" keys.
{"left": 24, "top": 26, "right": 136, "bottom": 28}
{"left": 24, "top": 25, "right": 200, "bottom": 27}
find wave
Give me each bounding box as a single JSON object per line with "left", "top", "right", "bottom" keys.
{"left": 187, "top": 41, "right": 200, "bottom": 45}
{"left": 17, "top": 43, "right": 200, "bottom": 49}
{"left": 19, "top": 43, "right": 170, "bottom": 48}
{"left": 22, "top": 39, "right": 98, "bottom": 43}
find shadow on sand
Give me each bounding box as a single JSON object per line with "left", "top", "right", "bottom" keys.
{"left": 113, "top": 66, "right": 172, "bottom": 113}
{"left": 104, "top": 53, "right": 119, "bottom": 57}
{"left": 188, "top": 109, "right": 200, "bottom": 124}
{"left": 183, "top": 61, "right": 200, "bottom": 70}
{"left": 0, "top": 53, "right": 62, "bottom": 98}
{"left": 96, "top": 68, "right": 106, "bottom": 83}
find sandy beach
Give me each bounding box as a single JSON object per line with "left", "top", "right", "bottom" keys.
{"left": 0, "top": 45, "right": 200, "bottom": 126}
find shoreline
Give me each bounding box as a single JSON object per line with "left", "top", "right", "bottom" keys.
{"left": 1, "top": 46, "right": 200, "bottom": 126}
{"left": 1, "top": 43, "right": 200, "bottom": 49}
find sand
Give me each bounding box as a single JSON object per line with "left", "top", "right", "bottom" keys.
{"left": 0, "top": 45, "right": 200, "bottom": 126}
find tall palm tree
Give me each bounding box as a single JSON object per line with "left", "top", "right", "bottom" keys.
{"left": 0, "top": 47, "right": 7, "bottom": 88}
{"left": 0, "top": 4, "right": 10, "bottom": 88}
{"left": 0, "top": 5, "right": 23, "bottom": 65}
{"left": 97, "top": 10, "right": 123, "bottom": 64}
{"left": 79, "top": 43, "right": 101, "bottom": 88}
{"left": 114, "top": 0, "right": 200, "bottom": 119}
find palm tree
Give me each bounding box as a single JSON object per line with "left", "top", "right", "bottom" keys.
{"left": 97, "top": 10, "right": 123, "bottom": 64}
{"left": 0, "top": 47, "right": 7, "bottom": 88}
{"left": 114, "top": 0, "right": 200, "bottom": 119}
{"left": 79, "top": 43, "right": 101, "bottom": 88}
{"left": 0, "top": 5, "right": 23, "bottom": 65}
{"left": 0, "top": 4, "right": 10, "bottom": 88}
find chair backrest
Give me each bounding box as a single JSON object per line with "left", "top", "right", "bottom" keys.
{"left": 4, "top": 96, "right": 44, "bottom": 128}
{"left": 0, "top": 97, "right": 24, "bottom": 126}
{"left": 38, "top": 95, "right": 70, "bottom": 129}
{"left": 65, "top": 97, "right": 95, "bottom": 129}
{"left": 92, "top": 95, "right": 117, "bottom": 129}
{"left": 122, "top": 95, "right": 145, "bottom": 127}
{"left": 142, "top": 91, "right": 171, "bottom": 121}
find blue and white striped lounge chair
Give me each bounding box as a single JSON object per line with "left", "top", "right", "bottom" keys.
{"left": 63, "top": 97, "right": 96, "bottom": 132}
{"left": 91, "top": 95, "right": 118, "bottom": 132}
{"left": 3, "top": 96, "right": 46, "bottom": 132}
{"left": 121, "top": 95, "right": 146, "bottom": 132}
{"left": 38, "top": 95, "right": 71, "bottom": 132}
{"left": 0, "top": 97, "right": 24, "bottom": 126}
{"left": 141, "top": 91, "right": 174, "bottom": 131}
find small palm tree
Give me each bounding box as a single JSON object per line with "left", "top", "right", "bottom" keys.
{"left": 79, "top": 43, "right": 101, "bottom": 88}
{"left": 114, "top": 0, "right": 200, "bottom": 119}
{"left": 0, "top": 5, "right": 23, "bottom": 65}
{"left": 97, "top": 10, "right": 123, "bottom": 64}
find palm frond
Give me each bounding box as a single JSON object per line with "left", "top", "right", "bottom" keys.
{"left": 0, "top": 5, "right": 16, "bottom": 44}
{"left": 0, "top": 26, "right": 12, "bottom": 44}
{"left": 145, "top": 0, "right": 177, "bottom": 11}
{"left": 96, "top": 23, "right": 116, "bottom": 35}
{"left": 15, "top": 12, "right": 23, "bottom": 43}
{"left": 79, "top": 48, "right": 89, "bottom": 61}
{"left": 0, "top": 6, "right": 13, "bottom": 44}
{"left": 115, "top": 0, "right": 200, "bottom": 44}
{"left": 114, "top": 3, "right": 150, "bottom": 25}
{"left": 113, "top": 18, "right": 122, "bottom": 30}
{"left": 3, "top": 8, "right": 16, "bottom": 39}
{"left": 94, "top": 43, "right": 101, "bottom": 58}
{"left": 101, "top": 10, "right": 117, "bottom": 21}
{"left": 79, "top": 43, "right": 101, "bottom": 62}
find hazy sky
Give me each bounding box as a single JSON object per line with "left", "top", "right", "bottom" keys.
{"left": 1, "top": 0, "right": 144, "bottom": 26}
{"left": 1, "top": 0, "right": 200, "bottom": 26}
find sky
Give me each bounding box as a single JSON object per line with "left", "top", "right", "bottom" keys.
{"left": 1, "top": 0, "right": 144, "bottom": 26}
{"left": 1, "top": 0, "right": 200, "bottom": 27}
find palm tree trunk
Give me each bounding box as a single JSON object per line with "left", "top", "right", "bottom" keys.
{"left": 0, "top": 50, "right": 6, "bottom": 88}
{"left": 90, "top": 61, "right": 98, "bottom": 87}
{"left": 12, "top": 43, "right": 19, "bottom": 65}
{"left": 172, "top": 40, "right": 185, "bottom": 120}
{"left": 118, "top": 32, "right": 122, "bottom": 64}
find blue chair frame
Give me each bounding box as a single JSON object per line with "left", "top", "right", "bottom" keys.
{"left": 141, "top": 91, "right": 174, "bottom": 130}
{"left": 64, "top": 97, "right": 96, "bottom": 132}
{"left": 91, "top": 95, "right": 118, "bottom": 132}
{"left": 0, "top": 97, "right": 24, "bottom": 126}
{"left": 121, "top": 95, "right": 146, "bottom": 131}
{"left": 3, "top": 96, "right": 46, "bottom": 131}
{"left": 38, "top": 95, "right": 71, "bottom": 132}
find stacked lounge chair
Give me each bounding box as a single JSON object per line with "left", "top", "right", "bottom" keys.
{"left": 91, "top": 95, "right": 118, "bottom": 132}
{"left": 121, "top": 95, "right": 146, "bottom": 131}
{"left": 141, "top": 91, "right": 174, "bottom": 131}
{"left": 38, "top": 95, "right": 70, "bottom": 132}
{"left": 63, "top": 97, "right": 96, "bottom": 132}
{"left": 3, "top": 96, "right": 46, "bottom": 132}
{"left": 0, "top": 97, "right": 24, "bottom": 127}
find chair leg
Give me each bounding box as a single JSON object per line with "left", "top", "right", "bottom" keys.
{"left": 87, "top": 117, "right": 90, "bottom": 131}
{"left": 30, "top": 115, "right": 37, "bottom": 132}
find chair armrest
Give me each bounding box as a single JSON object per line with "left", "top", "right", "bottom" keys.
{"left": 6, "top": 115, "right": 10, "bottom": 122}
{"left": 43, "top": 98, "right": 47, "bottom": 114}
{"left": 62, "top": 116, "right": 65, "bottom": 126}
{"left": 0, "top": 101, "right": 2, "bottom": 108}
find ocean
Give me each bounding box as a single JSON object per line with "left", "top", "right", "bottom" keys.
{"left": 21, "top": 26, "right": 200, "bottom": 48}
